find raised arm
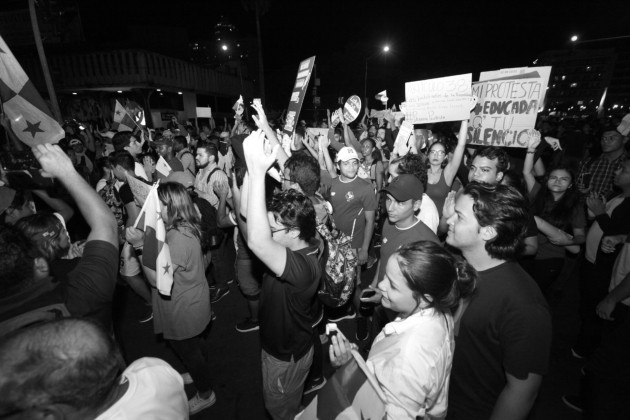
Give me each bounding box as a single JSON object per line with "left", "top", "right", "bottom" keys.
{"left": 32, "top": 144, "right": 117, "bottom": 247}
{"left": 443, "top": 120, "right": 468, "bottom": 185}
{"left": 342, "top": 120, "right": 362, "bottom": 154}
{"left": 31, "top": 189, "right": 74, "bottom": 223}
{"left": 243, "top": 130, "right": 287, "bottom": 276}
{"left": 251, "top": 102, "right": 289, "bottom": 169}
{"left": 522, "top": 129, "right": 541, "bottom": 193}
{"left": 318, "top": 135, "right": 337, "bottom": 179}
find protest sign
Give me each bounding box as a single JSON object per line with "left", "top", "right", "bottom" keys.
{"left": 155, "top": 156, "right": 172, "bottom": 177}
{"left": 196, "top": 107, "right": 212, "bottom": 118}
{"left": 331, "top": 108, "right": 343, "bottom": 126}
{"left": 283, "top": 56, "right": 316, "bottom": 136}
{"left": 126, "top": 173, "right": 153, "bottom": 206}
{"left": 343, "top": 95, "right": 362, "bottom": 123}
{"left": 468, "top": 66, "right": 551, "bottom": 148}
{"left": 392, "top": 121, "right": 414, "bottom": 157}
{"left": 369, "top": 109, "right": 389, "bottom": 119}
{"left": 403, "top": 74, "right": 475, "bottom": 124}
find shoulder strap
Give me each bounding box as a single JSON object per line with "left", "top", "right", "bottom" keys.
{"left": 206, "top": 167, "right": 222, "bottom": 184}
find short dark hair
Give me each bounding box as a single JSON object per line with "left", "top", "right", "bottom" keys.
{"left": 0, "top": 225, "right": 36, "bottom": 293}
{"left": 471, "top": 147, "right": 510, "bottom": 174}
{"left": 0, "top": 318, "right": 124, "bottom": 415}
{"left": 268, "top": 189, "right": 316, "bottom": 242}
{"left": 15, "top": 213, "right": 69, "bottom": 262}
{"left": 285, "top": 154, "right": 321, "bottom": 196}
{"left": 397, "top": 153, "right": 428, "bottom": 189}
{"left": 112, "top": 151, "right": 135, "bottom": 172}
{"left": 463, "top": 182, "right": 528, "bottom": 260}
{"left": 111, "top": 132, "right": 135, "bottom": 152}
{"left": 394, "top": 241, "right": 476, "bottom": 314}
{"left": 173, "top": 135, "right": 188, "bottom": 148}
{"left": 198, "top": 143, "right": 218, "bottom": 163}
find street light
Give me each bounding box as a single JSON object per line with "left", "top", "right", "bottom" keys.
{"left": 221, "top": 44, "right": 228, "bottom": 51}
{"left": 364, "top": 45, "right": 390, "bottom": 105}
{"left": 571, "top": 35, "right": 578, "bottom": 42}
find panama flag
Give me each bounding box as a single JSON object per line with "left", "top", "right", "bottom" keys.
{"left": 112, "top": 100, "right": 138, "bottom": 132}
{"left": 134, "top": 182, "right": 174, "bottom": 296}
{"left": 296, "top": 350, "right": 386, "bottom": 420}
{"left": 0, "top": 35, "right": 64, "bottom": 147}
{"left": 375, "top": 90, "right": 388, "bottom": 104}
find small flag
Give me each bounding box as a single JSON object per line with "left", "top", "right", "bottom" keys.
{"left": 232, "top": 95, "right": 244, "bottom": 116}
{"left": 134, "top": 182, "right": 174, "bottom": 296}
{"left": 112, "top": 100, "right": 138, "bottom": 132}
{"left": 375, "top": 90, "right": 388, "bottom": 104}
{"left": 295, "top": 350, "right": 386, "bottom": 420}
{"left": 0, "top": 35, "right": 64, "bottom": 147}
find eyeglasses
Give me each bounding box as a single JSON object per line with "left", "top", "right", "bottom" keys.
{"left": 270, "top": 226, "right": 291, "bottom": 235}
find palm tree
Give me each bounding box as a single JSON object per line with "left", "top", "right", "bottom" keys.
{"left": 241, "top": 0, "right": 269, "bottom": 104}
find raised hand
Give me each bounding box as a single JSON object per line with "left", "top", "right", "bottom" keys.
{"left": 526, "top": 129, "right": 541, "bottom": 151}
{"left": 243, "top": 129, "right": 279, "bottom": 176}
{"left": 32, "top": 143, "right": 75, "bottom": 179}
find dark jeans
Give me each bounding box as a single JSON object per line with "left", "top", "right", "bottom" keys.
{"left": 168, "top": 333, "right": 213, "bottom": 394}
{"left": 206, "top": 229, "right": 235, "bottom": 289}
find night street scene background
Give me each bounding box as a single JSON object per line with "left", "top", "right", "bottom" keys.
{"left": 1, "top": 0, "right": 630, "bottom": 419}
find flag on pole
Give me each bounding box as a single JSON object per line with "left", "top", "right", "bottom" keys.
{"left": 134, "top": 182, "right": 174, "bottom": 296}
{"left": 232, "top": 95, "right": 244, "bottom": 116}
{"left": 295, "top": 350, "right": 387, "bottom": 420}
{"left": 112, "top": 100, "right": 138, "bottom": 132}
{"left": 0, "top": 35, "right": 64, "bottom": 147}
{"left": 375, "top": 90, "right": 388, "bottom": 103}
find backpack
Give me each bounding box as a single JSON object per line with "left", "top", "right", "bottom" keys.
{"left": 193, "top": 168, "right": 226, "bottom": 251}
{"left": 98, "top": 178, "right": 125, "bottom": 242}
{"left": 315, "top": 206, "right": 358, "bottom": 307}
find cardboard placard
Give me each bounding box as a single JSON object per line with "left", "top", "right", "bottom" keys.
{"left": 403, "top": 74, "right": 475, "bottom": 124}
{"left": 468, "top": 66, "right": 551, "bottom": 148}
{"left": 283, "top": 56, "right": 316, "bottom": 136}
{"left": 343, "top": 95, "right": 362, "bottom": 123}
{"left": 392, "top": 121, "right": 414, "bottom": 157}
{"left": 126, "top": 173, "right": 153, "bottom": 206}
{"left": 331, "top": 108, "right": 343, "bottom": 126}
{"left": 196, "top": 107, "right": 212, "bottom": 118}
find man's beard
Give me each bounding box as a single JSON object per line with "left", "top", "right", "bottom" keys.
{"left": 197, "top": 161, "right": 209, "bottom": 169}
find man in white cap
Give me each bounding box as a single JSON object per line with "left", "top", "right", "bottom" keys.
{"left": 328, "top": 147, "right": 377, "bottom": 327}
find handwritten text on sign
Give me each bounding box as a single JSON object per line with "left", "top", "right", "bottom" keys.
{"left": 404, "top": 74, "right": 474, "bottom": 124}
{"left": 467, "top": 66, "right": 551, "bottom": 148}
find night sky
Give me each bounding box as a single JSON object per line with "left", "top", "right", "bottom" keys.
{"left": 85, "top": 0, "right": 629, "bottom": 108}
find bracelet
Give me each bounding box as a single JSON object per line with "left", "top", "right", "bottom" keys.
{"left": 527, "top": 150, "right": 536, "bottom": 154}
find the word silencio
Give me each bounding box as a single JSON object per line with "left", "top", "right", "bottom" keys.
{"left": 283, "top": 56, "right": 316, "bottom": 137}
{"left": 468, "top": 66, "right": 551, "bottom": 148}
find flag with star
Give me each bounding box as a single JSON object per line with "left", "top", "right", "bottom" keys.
{"left": 112, "top": 100, "right": 138, "bottom": 132}
{"left": 133, "top": 181, "right": 174, "bottom": 296}
{"left": 296, "top": 350, "right": 386, "bottom": 420}
{"left": 0, "top": 35, "right": 64, "bottom": 147}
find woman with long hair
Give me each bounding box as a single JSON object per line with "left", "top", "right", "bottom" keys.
{"left": 358, "top": 138, "right": 385, "bottom": 191}
{"left": 127, "top": 182, "right": 214, "bottom": 415}
{"left": 523, "top": 132, "right": 586, "bottom": 292}
{"left": 425, "top": 121, "right": 468, "bottom": 218}
{"left": 330, "top": 241, "right": 476, "bottom": 419}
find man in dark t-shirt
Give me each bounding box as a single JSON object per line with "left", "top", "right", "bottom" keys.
{"left": 239, "top": 132, "right": 321, "bottom": 420}
{"left": 0, "top": 144, "right": 119, "bottom": 332}
{"left": 445, "top": 182, "right": 551, "bottom": 420}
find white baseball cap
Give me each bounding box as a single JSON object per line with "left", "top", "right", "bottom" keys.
{"left": 336, "top": 147, "right": 360, "bottom": 163}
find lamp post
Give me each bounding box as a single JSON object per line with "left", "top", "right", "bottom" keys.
{"left": 569, "top": 34, "right": 630, "bottom": 117}
{"left": 364, "top": 45, "right": 390, "bottom": 105}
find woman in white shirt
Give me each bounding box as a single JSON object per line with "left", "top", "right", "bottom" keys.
{"left": 330, "top": 241, "right": 476, "bottom": 419}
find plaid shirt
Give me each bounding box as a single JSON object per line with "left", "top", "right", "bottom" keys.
{"left": 576, "top": 151, "right": 628, "bottom": 199}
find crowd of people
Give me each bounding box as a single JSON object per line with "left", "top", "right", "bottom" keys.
{"left": 0, "top": 99, "right": 629, "bottom": 420}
